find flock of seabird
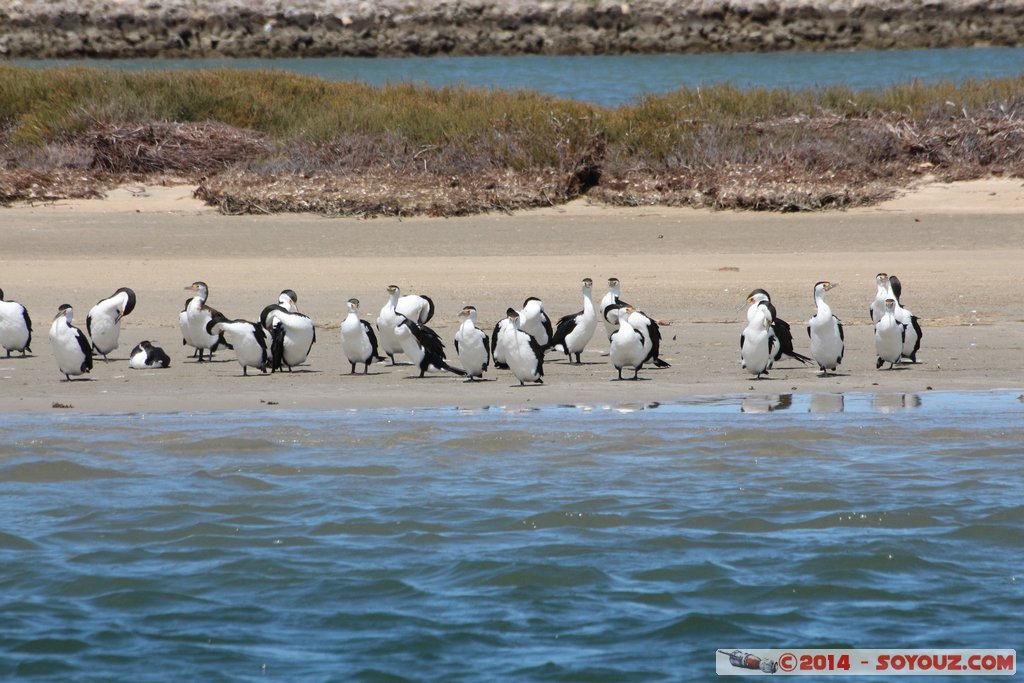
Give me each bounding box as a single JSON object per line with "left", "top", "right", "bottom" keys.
{"left": 0, "top": 274, "right": 922, "bottom": 383}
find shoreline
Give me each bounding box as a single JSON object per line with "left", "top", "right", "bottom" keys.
{"left": 2, "top": 178, "right": 1023, "bottom": 414}
{"left": 3, "top": 1, "right": 1024, "bottom": 59}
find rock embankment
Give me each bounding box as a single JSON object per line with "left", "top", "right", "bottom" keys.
{"left": 2, "top": 0, "right": 1023, "bottom": 58}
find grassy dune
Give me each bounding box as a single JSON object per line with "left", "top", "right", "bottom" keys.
{"left": 2, "top": 65, "right": 1023, "bottom": 214}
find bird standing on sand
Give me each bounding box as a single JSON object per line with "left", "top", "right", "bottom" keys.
{"left": 745, "top": 289, "right": 812, "bottom": 366}
{"left": 741, "top": 302, "right": 776, "bottom": 379}
{"left": 497, "top": 309, "right": 544, "bottom": 386}
{"left": 129, "top": 340, "right": 171, "bottom": 369}
{"left": 340, "top": 298, "right": 383, "bottom": 374}
{"left": 0, "top": 288, "right": 32, "bottom": 357}
{"left": 454, "top": 306, "right": 490, "bottom": 381}
{"left": 549, "top": 278, "right": 597, "bottom": 364}
{"left": 184, "top": 281, "right": 229, "bottom": 361}
{"left": 609, "top": 306, "right": 647, "bottom": 380}
{"left": 205, "top": 317, "right": 269, "bottom": 376}
{"left": 49, "top": 304, "right": 93, "bottom": 381}
{"left": 377, "top": 285, "right": 435, "bottom": 365}
{"left": 870, "top": 273, "right": 922, "bottom": 362}
{"left": 807, "top": 281, "right": 844, "bottom": 376}
{"left": 874, "top": 298, "right": 905, "bottom": 370}
{"left": 604, "top": 304, "right": 670, "bottom": 368}
{"left": 393, "top": 314, "right": 466, "bottom": 378}
{"left": 261, "top": 304, "right": 316, "bottom": 372}
{"left": 87, "top": 287, "right": 136, "bottom": 360}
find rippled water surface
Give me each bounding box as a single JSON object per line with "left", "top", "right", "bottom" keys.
{"left": 17, "top": 48, "right": 1024, "bottom": 106}
{"left": 1, "top": 392, "right": 1022, "bottom": 680}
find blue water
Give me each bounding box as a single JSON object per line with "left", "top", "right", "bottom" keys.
{"left": 1, "top": 392, "right": 1022, "bottom": 680}
{"left": 15, "top": 47, "right": 1024, "bottom": 106}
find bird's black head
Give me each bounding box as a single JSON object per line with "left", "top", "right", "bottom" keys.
{"left": 116, "top": 287, "right": 137, "bottom": 315}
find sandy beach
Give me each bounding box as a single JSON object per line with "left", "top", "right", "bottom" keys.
{"left": 2, "top": 178, "right": 1022, "bottom": 413}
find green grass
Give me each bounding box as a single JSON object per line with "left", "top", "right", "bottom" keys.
{"left": 3, "top": 65, "right": 1023, "bottom": 212}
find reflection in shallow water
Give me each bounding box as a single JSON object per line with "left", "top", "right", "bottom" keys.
{"left": 809, "top": 393, "right": 845, "bottom": 414}
{"left": 741, "top": 394, "right": 794, "bottom": 413}
{"left": 736, "top": 393, "right": 924, "bottom": 414}
{"left": 873, "top": 393, "right": 923, "bottom": 413}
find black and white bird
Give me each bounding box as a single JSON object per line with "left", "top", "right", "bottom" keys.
{"left": 87, "top": 287, "right": 136, "bottom": 360}
{"left": 377, "top": 284, "right": 435, "bottom": 365}
{"left": 745, "top": 289, "right": 812, "bottom": 365}
{"left": 497, "top": 310, "right": 544, "bottom": 386}
{"left": 604, "top": 304, "right": 671, "bottom": 368}
{"left": 205, "top": 318, "right": 269, "bottom": 376}
{"left": 518, "top": 297, "right": 553, "bottom": 348}
{"left": 184, "top": 281, "right": 229, "bottom": 361}
{"left": 870, "top": 273, "right": 922, "bottom": 362}
{"left": 807, "top": 281, "right": 844, "bottom": 376}
{"left": 609, "top": 306, "right": 647, "bottom": 380}
{"left": 454, "top": 305, "right": 490, "bottom": 381}
{"left": 0, "top": 288, "right": 32, "bottom": 357}
{"left": 393, "top": 314, "right": 466, "bottom": 378}
{"left": 340, "top": 298, "right": 383, "bottom": 374}
{"left": 48, "top": 304, "right": 93, "bottom": 381}
{"left": 874, "top": 298, "right": 905, "bottom": 370}
{"left": 129, "top": 340, "right": 171, "bottom": 369}
{"left": 549, "top": 278, "right": 597, "bottom": 364}
{"left": 490, "top": 307, "right": 518, "bottom": 370}
{"left": 741, "top": 301, "right": 776, "bottom": 379}
{"left": 261, "top": 304, "right": 316, "bottom": 372}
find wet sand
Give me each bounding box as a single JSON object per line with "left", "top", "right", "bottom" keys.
{"left": 2, "top": 179, "right": 1023, "bottom": 413}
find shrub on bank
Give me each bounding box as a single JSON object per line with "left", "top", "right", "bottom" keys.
{"left": 2, "top": 65, "right": 1023, "bottom": 213}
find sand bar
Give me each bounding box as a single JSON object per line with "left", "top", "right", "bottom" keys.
{"left": 2, "top": 179, "right": 1022, "bottom": 413}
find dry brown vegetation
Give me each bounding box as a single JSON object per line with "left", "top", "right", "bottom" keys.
{"left": 2, "top": 66, "right": 1024, "bottom": 214}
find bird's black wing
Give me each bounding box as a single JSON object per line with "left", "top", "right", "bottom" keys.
{"left": 21, "top": 305, "right": 32, "bottom": 351}
{"left": 906, "top": 315, "right": 923, "bottom": 361}
{"left": 361, "top": 319, "right": 384, "bottom": 360}
{"left": 478, "top": 327, "right": 491, "bottom": 369}
{"left": 148, "top": 344, "right": 171, "bottom": 368}
{"left": 773, "top": 317, "right": 813, "bottom": 365}
{"left": 549, "top": 310, "right": 582, "bottom": 350}
{"left": 528, "top": 334, "right": 545, "bottom": 378}
{"left": 74, "top": 327, "right": 93, "bottom": 373}
{"left": 540, "top": 312, "right": 553, "bottom": 346}
{"left": 639, "top": 313, "right": 670, "bottom": 367}
{"left": 409, "top": 320, "right": 447, "bottom": 361}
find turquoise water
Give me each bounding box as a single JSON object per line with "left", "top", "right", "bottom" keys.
{"left": 15, "top": 47, "right": 1024, "bottom": 106}
{"left": 1, "top": 392, "right": 1022, "bottom": 680}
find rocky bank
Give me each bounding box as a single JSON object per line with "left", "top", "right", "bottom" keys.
{"left": 2, "top": 0, "right": 1023, "bottom": 59}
